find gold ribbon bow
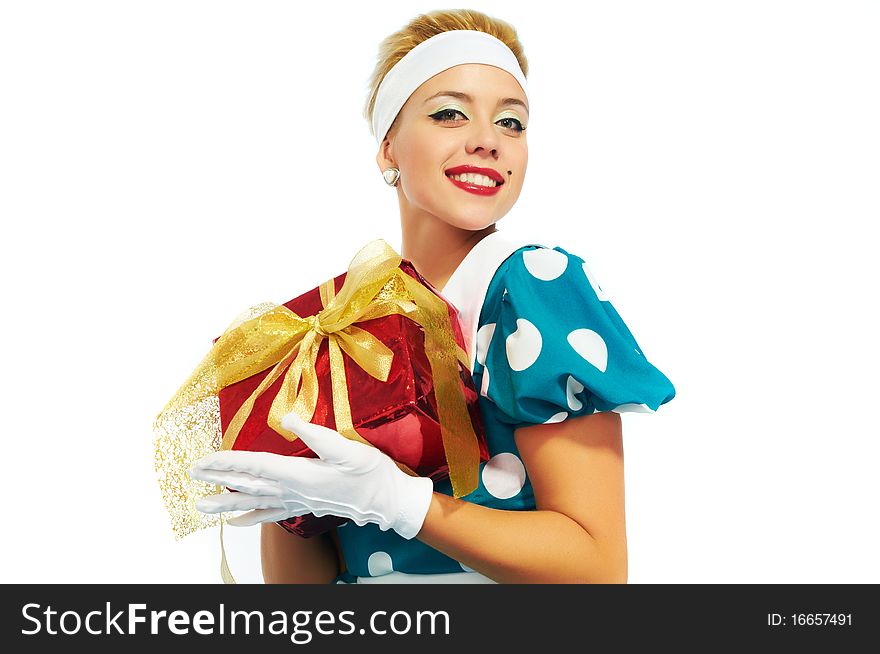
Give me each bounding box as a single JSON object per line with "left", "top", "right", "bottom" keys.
{"left": 153, "top": 238, "right": 480, "bottom": 540}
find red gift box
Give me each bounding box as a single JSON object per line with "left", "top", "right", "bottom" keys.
{"left": 212, "top": 253, "right": 489, "bottom": 538}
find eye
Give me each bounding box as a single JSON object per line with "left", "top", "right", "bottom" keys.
{"left": 430, "top": 108, "right": 467, "bottom": 123}
{"left": 498, "top": 117, "right": 526, "bottom": 133}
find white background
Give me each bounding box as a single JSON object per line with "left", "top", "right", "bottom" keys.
{"left": 2, "top": 0, "right": 878, "bottom": 583}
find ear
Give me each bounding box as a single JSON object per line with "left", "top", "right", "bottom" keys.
{"left": 375, "top": 137, "right": 395, "bottom": 173}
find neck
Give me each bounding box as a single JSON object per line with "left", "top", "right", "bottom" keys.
{"left": 398, "top": 204, "right": 498, "bottom": 293}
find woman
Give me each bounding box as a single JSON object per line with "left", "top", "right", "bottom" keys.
{"left": 191, "top": 9, "right": 676, "bottom": 584}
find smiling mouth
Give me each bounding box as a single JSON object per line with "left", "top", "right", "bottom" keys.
{"left": 445, "top": 173, "right": 504, "bottom": 196}
{"left": 445, "top": 173, "right": 504, "bottom": 189}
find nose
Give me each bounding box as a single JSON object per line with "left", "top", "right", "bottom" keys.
{"left": 465, "top": 119, "right": 500, "bottom": 158}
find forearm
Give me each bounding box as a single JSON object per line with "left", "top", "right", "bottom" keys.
{"left": 416, "top": 492, "right": 626, "bottom": 583}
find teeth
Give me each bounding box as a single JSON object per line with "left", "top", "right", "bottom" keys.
{"left": 448, "top": 172, "right": 498, "bottom": 188}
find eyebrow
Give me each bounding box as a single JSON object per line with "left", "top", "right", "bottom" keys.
{"left": 423, "top": 91, "right": 529, "bottom": 115}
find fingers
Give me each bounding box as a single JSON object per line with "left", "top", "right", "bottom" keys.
{"left": 281, "top": 411, "right": 372, "bottom": 467}
{"left": 196, "top": 493, "right": 284, "bottom": 514}
{"left": 195, "top": 492, "right": 347, "bottom": 526}
{"left": 197, "top": 492, "right": 317, "bottom": 526}
{"left": 192, "top": 450, "right": 311, "bottom": 481}
{"left": 188, "top": 467, "right": 282, "bottom": 497}
{"left": 225, "top": 505, "right": 345, "bottom": 527}
{"left": 226, "top": 508, "right": 298, "bottom": 527}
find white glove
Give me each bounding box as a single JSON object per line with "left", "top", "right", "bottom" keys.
{"left": 189, "top": 411, "right": 435, "bottom": 540}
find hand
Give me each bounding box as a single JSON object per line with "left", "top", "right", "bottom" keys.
{"left": 189, "top": 412, "right": 435, "bottom": 540}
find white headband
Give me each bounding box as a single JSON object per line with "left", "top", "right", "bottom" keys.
{"left": 371, "top": 29, "right": 529, "bottom": 145}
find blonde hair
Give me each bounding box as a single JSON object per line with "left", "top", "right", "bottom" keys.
{"left": 364, "top": 9, "right": 529, "bottom": 141}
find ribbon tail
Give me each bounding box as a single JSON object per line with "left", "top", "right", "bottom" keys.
{"left": 401, "top": 274, "right": 481, "bottom": 497}
{"left": 267, "top": 331, "right": 322, "bottom": 439}
{"left": 221, "top": 344, "right": 302, "bottom": 451}
{"left": 219, "top": 519, "right": 237, "bottom": 585}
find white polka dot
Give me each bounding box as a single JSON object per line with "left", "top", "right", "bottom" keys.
{"left": 506, "top": 318, "right": 542, "bottom": 371}
{"left": 367, "top": 551, "right": 394, "bottom": 577}
{"left": 335, "top": 579, "right": 348, "bottom": 584}
{"left": 476, "top": 323, "right": 496, "bottom": 366}
{"left": 523, "top": 248, "right": 568, "bottom": 280}
{"left": 612, "top": 403, "right": 655, "bottom": 414}
{"left": 480, "top": 364, "right": 491, "bottom": 398}
{"left": 568, "top": 328, "right": 608, "bottom": 373}
{"left": 544, "top": 411, "right": 568, "bottom": 424}
{"left": 481, "top": 453, "right": 527, "bottom": 499}
{"left": 459, "top": 561, "right": 475, "bottom": 573}
{"left": 582, "top": 260, "right": 610, "bottom": 301}
{"left": 566, "top": 375, "right": 585, "bottom": 411}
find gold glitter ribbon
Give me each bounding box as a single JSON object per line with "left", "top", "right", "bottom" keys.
{"left": 153, "top": 238, "right": 477, "bottom": 543}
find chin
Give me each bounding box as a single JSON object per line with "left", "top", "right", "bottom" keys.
{"left": 441, "top": 215, "right": 499, "bottom": 232}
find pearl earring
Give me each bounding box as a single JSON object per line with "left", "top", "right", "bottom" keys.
{"left": 383, "top": 167, "right": 401, "bottom": 187}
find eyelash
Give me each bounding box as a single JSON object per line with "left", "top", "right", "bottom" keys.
{"left": 429, "top": 108, "right": 526, "bottom": 133}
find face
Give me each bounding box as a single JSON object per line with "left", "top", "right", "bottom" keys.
{"left": 376, "top": 63, "right": 529, "bottom": 231}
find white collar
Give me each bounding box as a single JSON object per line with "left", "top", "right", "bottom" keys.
{"left": 438, "top": 230, "right": 548, "bottom": 371}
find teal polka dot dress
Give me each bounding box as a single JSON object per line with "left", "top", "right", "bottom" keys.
{"left": 330, "top": 243, "right": 676, "bottom": 583}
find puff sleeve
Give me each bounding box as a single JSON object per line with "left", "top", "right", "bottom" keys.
{"left": 476, "top": 245, "right": 676, "bottom": 428}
